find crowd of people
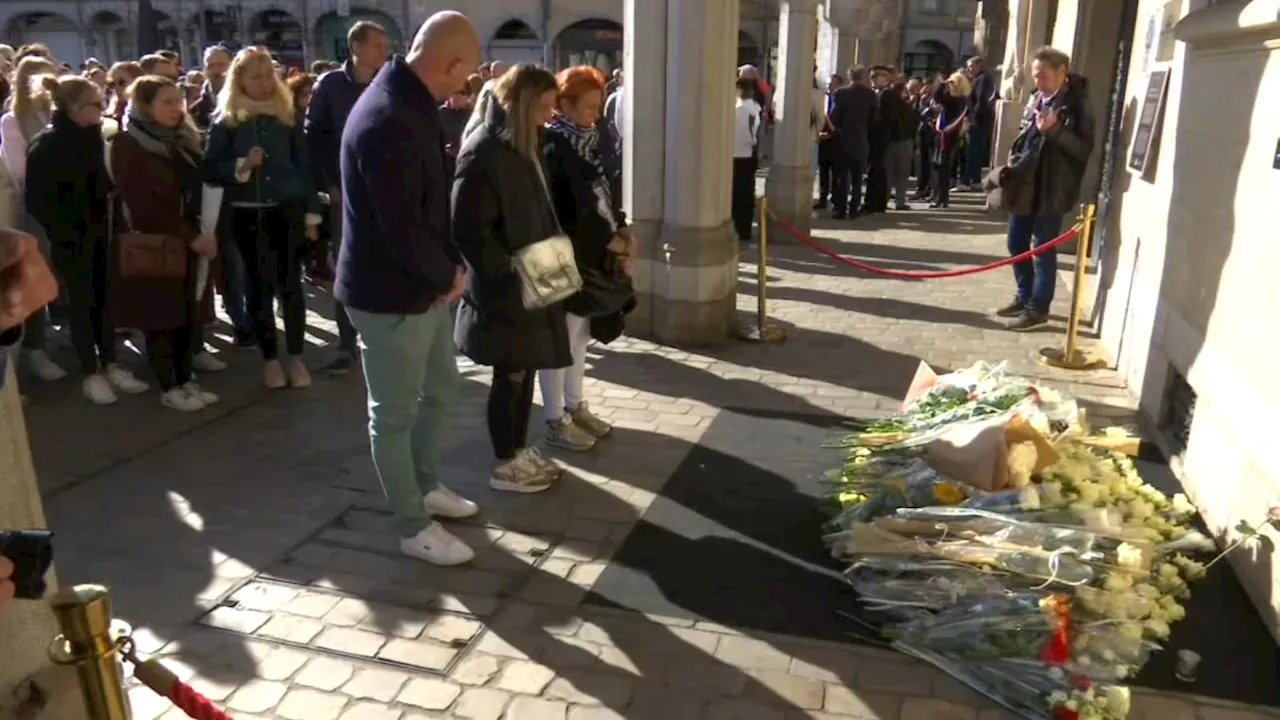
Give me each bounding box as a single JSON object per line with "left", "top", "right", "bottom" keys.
{"left": 0, "top": 10, "right": 639, "bottom": 565}
{"left": 0, "top": 8, "right": 1094, "bottom": 565}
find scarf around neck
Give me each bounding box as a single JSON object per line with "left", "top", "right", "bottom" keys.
{"left": 547, "top": 113, "right": 618, "bottom": 235}
{"left": 124, "top": 109, "right": 203, "bottom": 166}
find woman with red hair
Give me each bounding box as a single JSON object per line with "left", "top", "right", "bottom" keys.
{"left": 539, "top": 65, "right": 635, "bottom": 453}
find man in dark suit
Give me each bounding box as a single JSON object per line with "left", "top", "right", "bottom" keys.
{"left": 826, "top": 65, "right": 877, "bottom": 219}
{"left": 813, "top": 73, "right": 844, "bottom": 210}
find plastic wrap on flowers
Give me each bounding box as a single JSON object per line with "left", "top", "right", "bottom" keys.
{"left": 819, "top": 361, "right": 1224, "bottom": 719}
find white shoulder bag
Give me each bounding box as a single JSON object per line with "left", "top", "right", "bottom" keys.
{"left": 511, "top": 158, "right": 582, "bottom": 310}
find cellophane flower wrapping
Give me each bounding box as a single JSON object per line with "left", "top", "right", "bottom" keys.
{"left": 822, "top": 361, "right": 1214, "bottom": 719}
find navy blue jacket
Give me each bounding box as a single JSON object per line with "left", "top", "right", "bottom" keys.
{"left": 203, "top": 113, "right": 321, "bottom": 214}
{"left": 336, "top": 57, "right": 461, "bottom": 315}
{"left": 305, "top": 61, "right": 370, "bottom": 190}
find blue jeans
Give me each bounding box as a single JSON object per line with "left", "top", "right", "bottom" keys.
{"left": 1008, "top": 213, "right": 1064, "bottom": 313}
{"left": 348, "top": 305, "right": 458, "bottom": 537}
{"left": 962, "top": 124, "right": 992, "bottom": 186}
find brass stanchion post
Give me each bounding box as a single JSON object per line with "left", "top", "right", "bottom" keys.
{"left": 1039, "top": 203, "right": 1105, "bottom": 370}
{"left": 47, "top": 584, "right": 133, "bottom": 720}
{"left": 736, "top": 196, "right": 786, "bottom": 344}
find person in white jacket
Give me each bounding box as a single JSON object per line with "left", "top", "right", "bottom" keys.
{"left": 0, "top": 55, "right": 65, "bottom": 383}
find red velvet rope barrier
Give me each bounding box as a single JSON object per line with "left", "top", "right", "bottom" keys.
{"left": 766, "top": 210, "right": 1081, "bottom": 280}
{"left": 132, "top": 657, "right": 235, "bottom": 720}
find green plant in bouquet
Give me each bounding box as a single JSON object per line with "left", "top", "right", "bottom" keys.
{"left": 1048, "top": 685, "right": 1131, "bottom": 720}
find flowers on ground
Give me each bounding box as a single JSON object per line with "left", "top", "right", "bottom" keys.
{"left": 822, "top": 362, "right": 1235, "bottom": 720}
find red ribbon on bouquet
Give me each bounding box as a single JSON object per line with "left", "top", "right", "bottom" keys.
{"left": 1039, "top": 594, "right": 1072, "bottom": 665}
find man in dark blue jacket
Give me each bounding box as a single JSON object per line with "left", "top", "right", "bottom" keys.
{"left": 338, "top": 10, "right": 480, "bottom": 567}
{"left": 305, "top": 20, "right": 388, "bottom": 375}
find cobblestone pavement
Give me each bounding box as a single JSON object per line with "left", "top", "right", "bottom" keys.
{"left": 19, "top": 194, "right": 1276, "bottom": 720}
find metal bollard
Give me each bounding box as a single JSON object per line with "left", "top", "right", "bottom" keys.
{"left": 736, "top": 195, "right": 786, "bottom": 344}
{"left": 1039, "top": 203, "right": 1105, "bottom": 370}
{"left": 48, "top": 584, "right": 133, "bottom": 720}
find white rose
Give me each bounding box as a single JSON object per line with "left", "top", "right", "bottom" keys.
{"left": 1105, "top": 686, "right": 1132, "bottom": 716}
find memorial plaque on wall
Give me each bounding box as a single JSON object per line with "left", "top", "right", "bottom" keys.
{"left": 1128, "top": 68, "right": 1170, "bottom": 178}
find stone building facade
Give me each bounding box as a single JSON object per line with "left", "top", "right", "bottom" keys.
{"left": 992, "top": 0, "right": 1279, "bottom": 637}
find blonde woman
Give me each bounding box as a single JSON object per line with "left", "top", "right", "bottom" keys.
{"left": 929, "top": 71, "right": 970, "bottom": 209}
{"left": 453, "top": 64, "right": 567, "bottom": 493}
{"left": 103, "top": 61, "right": 143, "bottom": 138}
{"left": 26, "top": 76, "right": 150, "bottom": 404}
{"left": 0, "top": 55, "right": 65, "bottom": 383}
{"left": 203, "top": 47, "right": 321, "bottom": 390}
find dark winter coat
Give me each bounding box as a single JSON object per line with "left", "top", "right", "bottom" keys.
{"left": 1008, "top": 74, "right": 1097, "bottom": 216}
{"left": 451, "top": 100, "right": 570, "bottom": 371}
{"left": 828, "top": 83, "right": 877, "bottom": 162}
{"left": 25, "top": 113, "right": 111, "bottom": 253}
{"left": 107, "top": 130, "right": 214, "bottom": 331}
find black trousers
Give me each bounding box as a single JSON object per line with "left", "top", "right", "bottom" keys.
{"left": 50, "top": 239, "right": 115, "bottom": 375}
{"left": 916, "top": 136, "right": 935, "bottom": 196}
{"left": 830, "top": 153, "right": 865, "bottom": 214}
{"left": 816, "top": 139, "right": 836, "bottom": 204}
{"left": 230, "top": 203, "right": 307, "bottom": 360}
{"left": 932, "top": 145, "right": 959, "bottom": 205}
{"left": 488, "top": 364, "right": 536, "bottom": 461}
{"left": 863, "top": 144, "right": 888, "bottom": 212}
{"left": 146, "top": 325, "right": 195, "bottom": 390}
{"left": 731, "top": 156, "right": 758, "bottom": 241}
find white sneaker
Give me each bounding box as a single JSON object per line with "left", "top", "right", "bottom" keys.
{"left": 183, "top": 382, "right": 219, "bottom": 406}
{"left": 522, "top": 447, "right": 564, "bottom": 480}
{"left": 104, "top": 365, "right": 149, "bottom": 394}
{"left": 424, "top": 486, "right": 479, "bottom": 519}
{"left": 400, "top": 522, "right": 474, "bottom": 566}
{"left": 192, "top": 351, "right": 227, "bottom": 372}
{"left": 82, "top": 375, "right": 118, "bottom": 405}
{"left": 25, "top": 350, "right": 66, "bottom": 381}
{"left": 160, "top": 387, "right": 205, "bottom": 412}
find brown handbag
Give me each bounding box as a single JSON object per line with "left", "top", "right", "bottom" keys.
{"left": 111, "top": 194, "right": 188, "bottom": 280}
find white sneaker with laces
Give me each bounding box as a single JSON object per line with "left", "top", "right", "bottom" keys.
{"left": 104, "top": 365, "right": 149, "bottom": 394}
{"left": 82, "top": 375, "right": 118, "bottom": 405}
{"left": 160, "top": 387, "right": 205, "bottom": 412}
{"left": 25, "top": 350, "right": 67, "bottom": 381}
{"left": 424, "top": 486, "right": 479, "bottom": 519}
{"left": 569, "top": 402, "right": 612, "bottom": 438}
{"left": 192, "top": 351, "right": 227, "bottom": 372}
{"left": 400, "top": 522, "right": 474, "bottom": 566}
{"left": 183, "top": 382, "right": 219, "bottom": 405}
{"left": 522, "top": 446, "right": 564, "bottom": 480}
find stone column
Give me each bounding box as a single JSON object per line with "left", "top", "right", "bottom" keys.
{"left": 0, "top": 366, "right": 84, "bottom": 720}
{"left": 817, "top": 16, "right": 858, "bottom": 78}
{"left": 621, "top": 0, "right": 668, "bottom": 336}
{"left": 625, "top": 0, "right": 740, "bottom": 344}
{"left": 993, "top": 0, "right": 1049, "bottom": 165}
{"left": 765, "top": 0, "right": 820, "bottom": 240}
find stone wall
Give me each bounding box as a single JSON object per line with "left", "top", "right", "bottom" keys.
{"left": 1097, "top": 0, "right": 1280, "bottom": 639}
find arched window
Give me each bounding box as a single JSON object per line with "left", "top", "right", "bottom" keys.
{"left": 494, "top": 19, "right": 537, "bottom": 41}
{"left": 903, "top": 39, "right": 956, "bottom": 80}
{"left": 250, "top": 10, "right": 304, "bottom": 69}
{"left": 314, "top": 10, "right": 404, "bottom": 63}
{"left": 553, "top": 19, "right": 622, "bottom": 73}
{"left": 7, "top": 12, "right": 85, "bottom": 65}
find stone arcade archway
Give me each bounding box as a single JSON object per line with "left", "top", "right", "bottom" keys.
{"left": 6, "top": 12, "right": 81, "bottom": 66}
{"left": 86, "top": 11, "right": 126, "bottom": 64}
{"left": 488, "top": 18, "right": 542, "bottom": 65}
{"left": 313, "top": 9, "right": 403, "bottom": 63}
{"left": 250, "top": 9, "right": 305, "bottom": 69}
{"left": 554, "top": 18, "right": 623, "bottom": 73}
{"left": 904, "top": 39, "right": 956, "bottom": 79}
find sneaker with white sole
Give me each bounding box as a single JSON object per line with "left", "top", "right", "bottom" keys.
{"left": 545, "top": 414, "right": 596, "bottom": 452}
{"left": 192, "top": 351, "right": 227, "bottom": 372}
{"left": 491, "top": 451, "right": 555, "bottom": 493}
{"left": 400, "top": 522, "right": 474, "bottom": 566}
{"left": 82, "top": 375, "right": 118, "bottom": 405}
{"left": 521, "top": 446, "right": 564, "bottom": 480}
{"left": 424, "top": 486, "right": 479, "bottom": 519}
{"left": 183, "top": 382, "right": 219, "bottom": 406}
{"left": 160, "top": 387, "right": 205, "bottom": 412}
{"left": 25, "top": 350, "right": 67, "bottom": 381}
{"left": 569, "top": 402, "right": 612, "bottom": 439}
{"left": 104, "top": 365, "right": 149, "bottom": 394}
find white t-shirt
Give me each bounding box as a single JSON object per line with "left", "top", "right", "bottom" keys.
{"left": 734, "top": 98, "right": 761, "bottom": 158}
